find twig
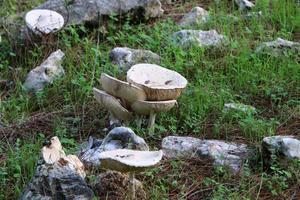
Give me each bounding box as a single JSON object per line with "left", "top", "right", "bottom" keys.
{"left": 256, "top": 173, "right": 264, "bottom": 200}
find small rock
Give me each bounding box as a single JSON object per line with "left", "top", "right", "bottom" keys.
{"left": 197, "top": 140, "right": 248, "bottom": 173}
{"left": 255, "top": 38, "right": 300, "bottom": 56}
{"left": 173, "top": 30, "right": 226, "bottom": 48}
{"left": 80, "top": 127, "right": 149, "bottom": 167}
{"left": 20, "top": 137, "right": 94, "bottom": 199}
{"left": 162, "top": 136, "right": 248, "bottom": 173}
{"left": 78, "top": 136, "right": 103, "bottom": 155}
{"left": 36, "top": 0, "right": 163, "bottom": 26}
{"left": 162, "top": 136, "right": 202, "bottom": 158}
{"left": 179, "top": 7, "right": 209, "bottom": 27}
{"left": 90, "top": 171, "right": 146, "bottom": 199}
{"left": 262, "top": 135, "right": 300, "bottom": 162}
{"left": 224, "top": 103, "right": 256, "bottom": 113}
{"left": 23, "top": 49, "right": 65, "bottom": 92}
{"left": 235, "top": 0, "right": 255, "bottom": 10}
{"left": 20, "top": 157, "right": 94, "bottom": 200}
{"left": 109, "top": 47, "right": 161, "bottom": 70}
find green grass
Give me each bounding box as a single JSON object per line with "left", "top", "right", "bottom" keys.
{"left": 0, "top": 0, "right": 300, "bottom": 199}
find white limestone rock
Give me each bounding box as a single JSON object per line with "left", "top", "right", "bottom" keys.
{"left": 235, "top": 0, "right": 255, "bottom": 11}
{"left": 23, "top": 49, "right": 65, "bottom": 92}
{"left": 109, "top": 47, "right": 160, "bottom": 70}
{"left": 173, "top": 30, "right": 226, "bottom": 48}
{"left": 162, "top": 136, "right": 249, "bottom": 173}
{"left": 262, "top": 135, "right": 300, "bottom": 160}
{"left": 80, "top": 127, "right": 149, "bottom": 167}
{"left": 255, "top": 38, "right": 300, "bottom": 56}
{"left": 162, "top": 136, "right": 202, "bottom": 158}
{"left": 179, "top": 7, "right": 209, "bottom": 27}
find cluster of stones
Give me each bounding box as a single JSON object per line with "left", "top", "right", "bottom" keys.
{"left": 173, "top": 6, "right": 226, "bottom": 49}
{"left": 162, "top": 135, "right": 300, "bottom": 173}
{"left": 20, "top": 128, "right": 162, "bottom": 199}
{"left": 20, "top": 127, "right": 300, "bottom": 199}
{"left": 93, "top": 63, "right": 187, "bottom": 131}
{"left": 22, "top": 1, "right": 300, "bottom": 93}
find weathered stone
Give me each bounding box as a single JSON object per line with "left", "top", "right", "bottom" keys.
{"left": 162, "top": 136, "right": 248, "bottom": 173}
{"left": 197, "top": 140, "right": 248, "bottom": 173}
{"left": 224, "top": 103, "right": 256, "bottom": 113}
{"left": 90, "top": 171, "right": 146, "bottom": 199}
{"left": 23, "top": 49, "right": 65, "bottom": 92}
{"left": 19, "top": 157, "right": 94, "bottom": 200}
{"left": 255, "top": 38, "right": 300, "bottom": 56}
{"left": 262, "top": 135, "right": 300, "bottom": 162}
{"left": 109, "top": 47, "right": 160, "bottom": 70}
{"left": 173, "top": 30, "right": 226, "bottom": 48}
{"left": 179, "top": 7, "right": 209, "bottom": 27}
{"left": 162, "top": 136, "right": 202, "bottom": 158}
{"left": 36, "top": 0, "right": 163, "bottom": 26}
{"left": 235, "top": 0, "right": 255, "bottom": 10}
{"left": 20, "top": 136, "right": 94, "bottom": 199}
{"left": 78, "top": 136, "right": 103, "bottom": 155}
{"left": 80, "top": 127, "right": 149, "bottom": 167}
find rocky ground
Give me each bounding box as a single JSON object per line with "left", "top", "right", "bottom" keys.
{"left": 0, "top": 0, "right": 300, "bottom": 199}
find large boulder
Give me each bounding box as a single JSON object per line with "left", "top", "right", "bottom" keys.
{"left": 262, "top": 135, "right": 300, "bottom": 163}
{"left": 36, "top": 0, "right": 163, "bottom": 26}
{"left": 162, "top": 136, "right": 249, "bottom": 173}
{"left": 90, "top": 171, "right": 146, "bottom": 199}
{"left": 173, "top": 30, "right": 226, "bottom": 48}
{"left": 80, "top": 127, "right": 149, "bottom": 167}
{"left": 23, "top": 49, "right": 65, "bottom": 92}
{"left": 255, "top": 38, "right": 300, "bottom": 56}
{"left": 109, "top": 47, "right": 160, "bottom": 70}
{"left": 178, "top": 7, "right": 209, "bottom": 27}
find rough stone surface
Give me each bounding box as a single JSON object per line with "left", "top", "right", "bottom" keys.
{"left": 162, "top": 136, "right": 202, "bottom": 158}
{"left": 36, "top": 0, "right": 163, "bottom": 26}
{"left": 80, "top": 127, "right": 149, "bottom": 167}
{"left": 197, "top": 140, "right": 249, "bottom": 173}
{"left": 23, "top": 49, "right": 65, "bottom": 92}
{"left": 235, "top": 0, "right": 255, "bottom": 10}
{"left": 162, "top": 136, "right": 248, "bottom": 173}
{"left": 109, "top": 47, "right": 160, "bottom": 70}
{"left": 255, "top": 38, "right": 300, "bottom": 56}
{"left": 19, "top": 157, "right": 94, "bottom": 200}
{"left": 179, "top": 7, "right": 209, "bottom": 27}
{"left": 224, "top": 103, "right": 256, "bottom": 113}
{"left": 262, "top": 135, "right": 300, "bottom": 160}
{"left": 173, "top": 30, "right": 226, "bottom": 48}
{"left": 90, "top": 171, "right": 146, "bottom": 199}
